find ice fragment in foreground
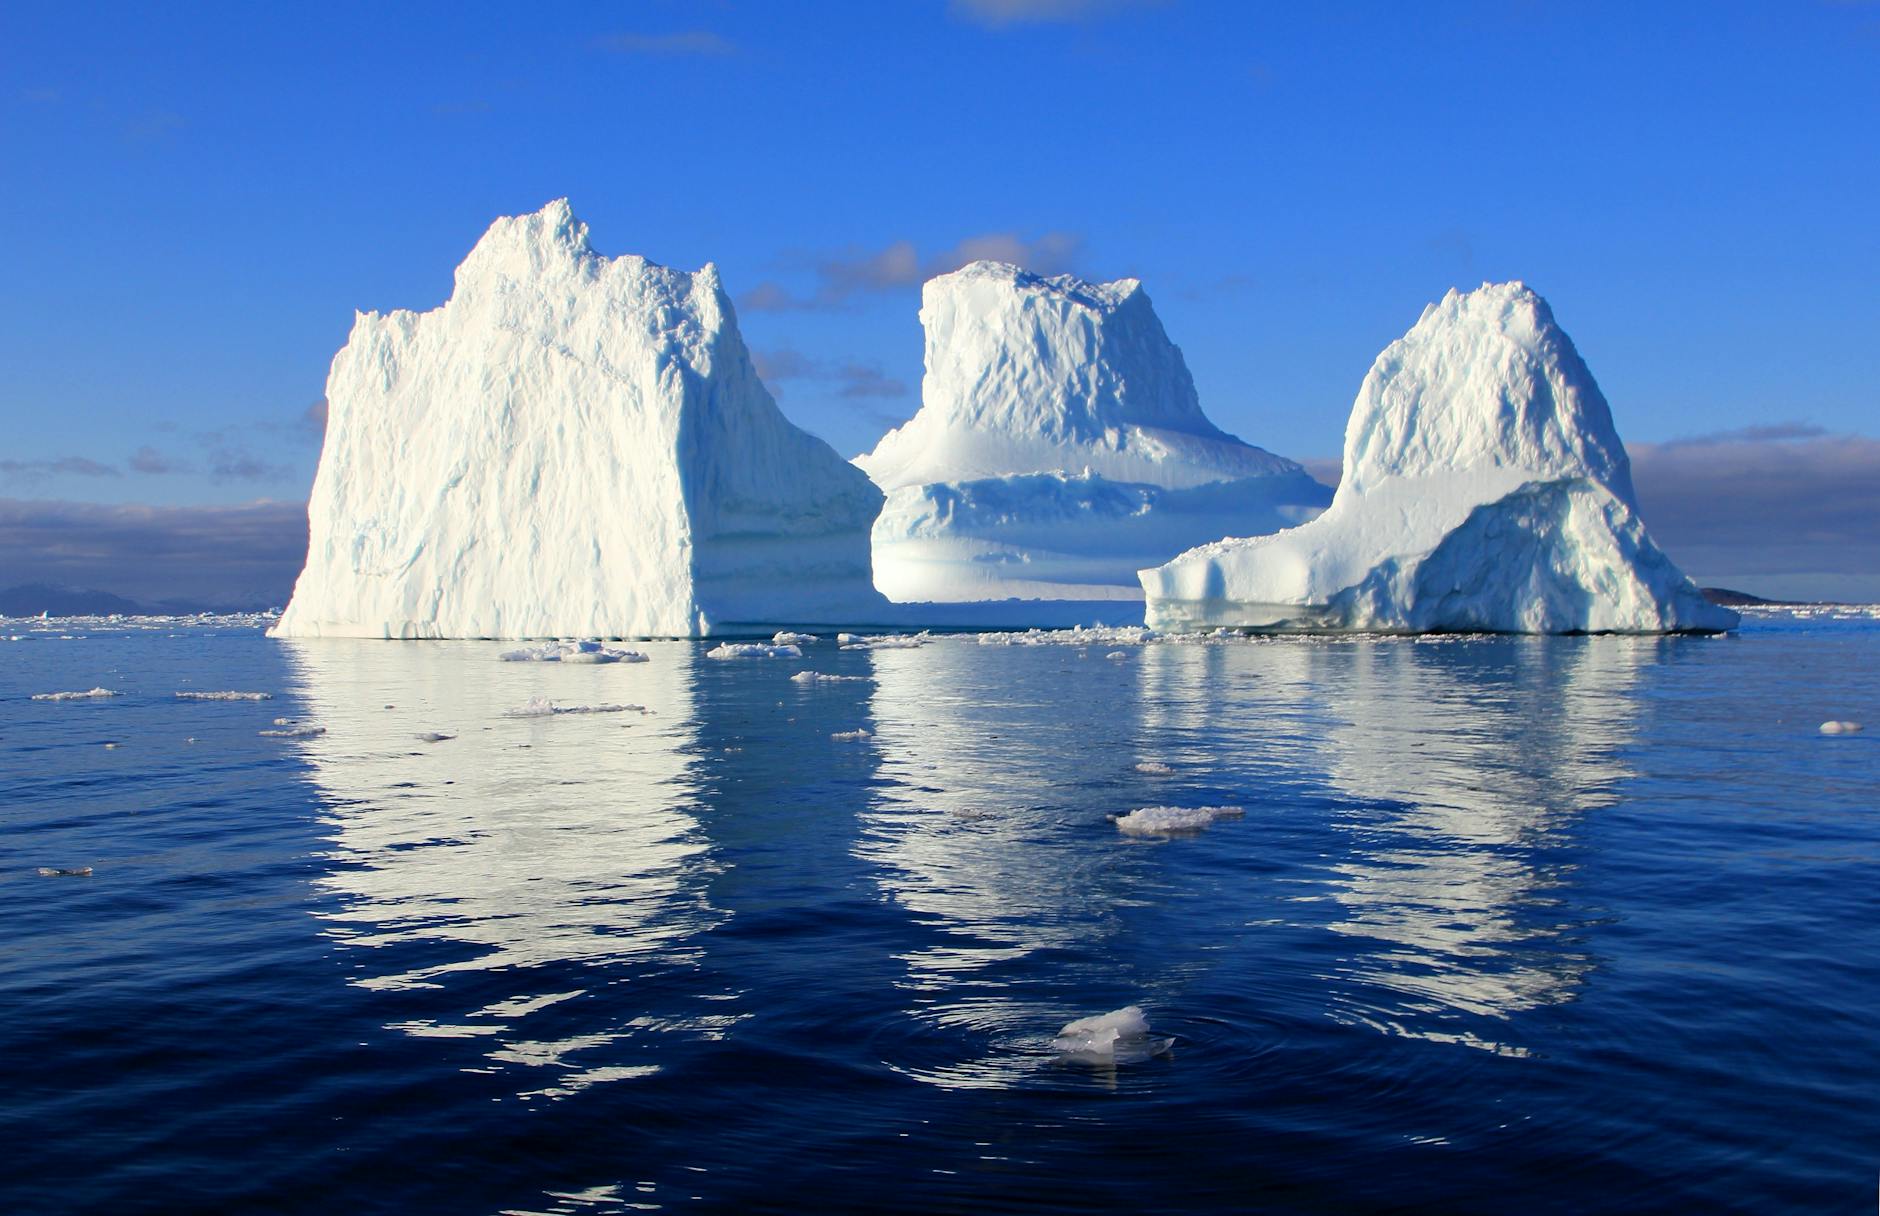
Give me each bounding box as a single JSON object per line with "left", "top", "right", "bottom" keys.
{"left": 1113, "top": 805, "right": 1244, "bottom": 835}
{"left": 704, "top": 642, "right": 802, "bottom": 660}
{"left": 1819, "top": 721, "right": 1864, "bottom": 735}
{"left": 1053, "top": 1005, "right": 1172, "bottom": 1063}
{"left": 32, "top": 687, "right": 119, "bottom": 701}
{"left": 175, "top": 691, "right": 273, "bottom": 701}
{"left": 36, "top": 866, "right": 93, "bottom": 877}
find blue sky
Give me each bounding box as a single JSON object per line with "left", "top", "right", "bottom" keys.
{"left": 1, "top": 1, "right": 1876, "bottom": 601}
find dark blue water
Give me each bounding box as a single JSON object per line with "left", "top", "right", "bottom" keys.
{"left": 2, "top": 610, "right": 1875, "bottom": 1214}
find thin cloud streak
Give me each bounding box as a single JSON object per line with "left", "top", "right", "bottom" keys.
{"left": 949, "top": 0, "right": 1164, "bottom": 28}
{"left": 740, "top": 231, "right": 1085, "bottom": 311}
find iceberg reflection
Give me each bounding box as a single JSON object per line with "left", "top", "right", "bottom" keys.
{"left": 279, "top": 639, "right": 731, "bottom": 1098}
{"left": 1310, "top": 636, "right": 1646, "bottom": 1051}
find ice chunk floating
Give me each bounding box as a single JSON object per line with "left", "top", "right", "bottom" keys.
{"left": 1052, "top": 1006, "right": 1172, "bottom": 1063}
{"left": 273, "top": 200, "right": 887, "bottom": 640}
{"left": 855, "top": 262, "right": 1329, "bottom": 604}
{"left": 1141, "top": 282, "right": 1739, "bottom": 635}
{"left": 1114, "top": 805, "right": 1245, "bottom": 836}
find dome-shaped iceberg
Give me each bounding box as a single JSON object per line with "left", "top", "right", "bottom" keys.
{"left": 856, "top": 261, "right": 1330, "bottom": 603}
{"left": 1139, "top": 282, "right": 1737, "bottom": 634}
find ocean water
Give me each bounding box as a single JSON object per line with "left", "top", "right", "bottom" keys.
{"left": 2, "top": 610, "right": 1875, "bottom": 1214}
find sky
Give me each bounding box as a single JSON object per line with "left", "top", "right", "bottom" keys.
{"left": 1, "top": 0, "right": 1876, "bottom": 604}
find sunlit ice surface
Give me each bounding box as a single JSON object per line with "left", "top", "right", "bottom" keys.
{"left": 0, "top": 604, "right": 1875, "bottom": 1212}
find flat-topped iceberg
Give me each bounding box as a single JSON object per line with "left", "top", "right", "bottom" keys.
{"left": 1140, "top": 282, "right": 1738, "bottom": 634}
{"left": 855, "top": 262, "right": 1329, "bottom": 603}
{"left": 273, "top": 200, "right": 887, "bottom": 640}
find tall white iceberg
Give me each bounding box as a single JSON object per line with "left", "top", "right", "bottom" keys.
{"left": 1140, "top": 282, "right": 1737, "bottom": 634}
{"left": 854, "top": 262, "right": 1330, "bottom": 603}
{"left": 274, "top": 201, "right": 887, "bottom": 639}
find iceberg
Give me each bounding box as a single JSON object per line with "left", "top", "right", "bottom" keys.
{"left": 273, "top": 200, "right": 887, "bottom": 640}
{"left": 855, "top": 262, "right": 1330, "bottom": 603}
{"left": 1140, "top": 282, "right": 1739, "bottom": 635}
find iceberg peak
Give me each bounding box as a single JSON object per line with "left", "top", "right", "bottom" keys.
{"left": 1342, "top": 278, "right": 1634, "bottom": 505}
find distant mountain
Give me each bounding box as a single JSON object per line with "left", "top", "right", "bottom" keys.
{"left": 1700, "top": 587, "right": 1783, "bottom": 607}
{"left": 0, "top": 583, "right": 147, "bottom": 617}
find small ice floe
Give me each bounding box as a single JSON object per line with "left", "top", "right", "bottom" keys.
{"left": 36, "top": 866, "right": 93, "bottom": 878}
{"left": 259, "top": 724, "right": 326, "bottom": 739}
{"left": 705, "top": 642, "right": 802, "bottom": 660}
{"left": 1052, "top": 1006, "right": 1172, "bottom": 1064}
{"left": 500, "top": 641, "right": 648, "bottom": 664}
{"left": 1113, "top": 805, "right": 1244, "bottom": 836}
{"left": 1819, "top": 720, "right": 1864, "bottom": 735}
{"left": 507, "top": 696, "right": 649, "bottom": 717}
{"left": 789, "top": 670, "right": 868, "bottom": 685}
{"left": 773, "top": 630, "right": 818, "bottom": 645}
{"left": 414, "top": 731, "right": 456, "bottom": 743}
{"left": 1133, "top": 760, "right": 1177, "bottom": 776}
{"left": 175, "top": 691, "right": 272, "bottom": 701}
{"left": 32, "top": 687, "right": 119, "bottom": 701}
{"left": 103, "top": 742, "right": 121, "bottom": 749}
{"left": 1105, "top": 651, "right": 1129, "bottom": 660}
{"left": 838, "top": 632, "right": 930, "bottom": 651}
{"left": 830, "top": 728, "right": 872, "bottom": 742}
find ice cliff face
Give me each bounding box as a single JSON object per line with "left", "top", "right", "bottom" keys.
{"left": 273, "top": 200, "right": 887, "bottom": 639}
{"left": 1140, "top": 282, "right": 1737, "bottom": 634}
{"left": 855, "top": 262, "right": 1330, "bottom": 602}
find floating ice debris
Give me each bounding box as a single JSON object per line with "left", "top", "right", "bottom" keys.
{"left": 705, "top": 642, "right": 802, "bottom": 660}
{"left": 1113, "top": 805, "right": 1244, "bottom": 835}
{"left": 790, "top": 671, "right": 868, "bottom": 685}
{"left": 36, "top": 866, "right": 93, "bottom": 878}
{"left": 1052, "top": 1006, "right": 1171, "bottom": 1063}
{"left": 499, "top": 641, "right": 648, "bottom": 663}
{"left": 272, "top": 717, "right": 293, "bottom": 725}
{"left": 838, "top": 632, "right": 931, "bottom": 651}
{"left": 415, "top": 731, "right": 457, "bottom": 743}
{"left": 175, "top": 691, "right": 273, "bottom": 701}
{"left": 773, "top": 630, "right": 818, "bottom": 645}
{"left": 975, "top": 625, "right": 1159, "bottom": 648}
{"left": 103, "top": 742, "right": 121, "bottom": 749}
{"left": 507, "top": 696, "right": 648, "bottom": 717}
{"left": 1133, "top": 760, "right": 1177, "bottom": 776}
{"left": 32, "top": 687, "right": 119, "bottom": 701}
{"left": 1819, "top": 721, "right": 1864, "bottom": 735}
{"left": 260, "top": 725, "right": 327, "bottom": 738}
{"left": 831, "top": 729, "right": 872, "bottom": 742}
{"left": 1105, "top": 650, "right": 1129, "bottom": 660}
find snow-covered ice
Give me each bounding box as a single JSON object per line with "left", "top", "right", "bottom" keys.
{"left": 1114, "top": 805, "right": 1244, "bottom": 835}
{"left": 1141, "top": 283, "right": 1740, "bottom": 635}
{"left": 705, "top": 642, "right": 802, "bottom": 660}
{"left": 1052, "top": 1005, "right": 1171, "bottom": 1062}
{"left": 273, "top": 200, "right": 886, "bottom": 641}
{"left": 855, "top": 262, "right": 1331, "bottom": 603}
{"left": 772, "top": 631, "right": 818, "bottom": 645}
{"left": 507, "top": 696, "right": 649, "bottom": 717}
{"left": 498, "top": 641, "right": 648, "bottom": 663}
{"left": 32, "top": 687, "right": 119, "bottom": 701}
{"left": 175, "top": 691, "right": 273, "bottom": 701}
